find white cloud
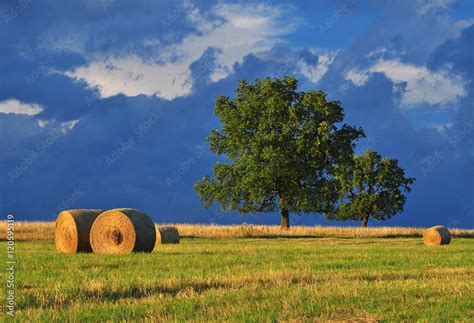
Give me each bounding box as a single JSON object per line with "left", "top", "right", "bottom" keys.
{"left": 345, "top": 59, "right": 466, "bottom": 107}
{"left": 59, "top": 119, "right": 80, "bottom": 134}
{"left": 65, "top": 3, "right": 297, "bottom": 100}
{"left": 345, "top": 68, "right": 370, "bottom": 86}
{"left": 66, "top": 57, "right": 193, "bottom": 100}
{"left": 427, "top": 122, "right": 454, "bottom": 133}
{"left": 453, "top": 18, "right": 474, "bottom": 37}
{"left": 416, "top": 0, "right": 454, "bottom": 16}
{"left": 37, "top": 118, "right": 80, "bottom": 132}
{"left": 0, "top": 99, "right": 43, "bottom": 116}
{"left": 37, "top": 119, "right": 49, "bottom": 128}
{"left": 298, "top": 52, "right": 337, "bottom": 83}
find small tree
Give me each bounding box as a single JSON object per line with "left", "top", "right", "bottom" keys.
{"left": 194, "top": 76, "right": 364, "bottom": 229}
{"left": 329, "top": 150, "right": 415, "bottom": 227}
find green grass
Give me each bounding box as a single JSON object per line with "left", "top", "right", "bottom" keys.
{"left": 1, "top": 238, "right": 473, "bottom": 321}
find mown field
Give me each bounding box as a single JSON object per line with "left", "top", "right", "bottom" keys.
{"left": 1, "top": 224, "right": 473, "bottom": 321}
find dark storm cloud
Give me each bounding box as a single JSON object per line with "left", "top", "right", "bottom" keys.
{"left": 0, "top": 0, "right": 472, "bottom": 227}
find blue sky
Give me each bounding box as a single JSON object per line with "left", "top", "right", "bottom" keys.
{"left": 0, "top": 0, "right": 472, "bottom": 227}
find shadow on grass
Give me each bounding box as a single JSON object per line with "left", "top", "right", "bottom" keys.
{"left": 17, "top": 283, "right": 224, "bottom": 310}
{"left": 18, "top": 276, "right": 322, "bottom": 310}
{"left": 83, "top": 281, "right": 224, "bottom": 300}
{"left": 82, "top": 275, "right": 322, "bottom": 301}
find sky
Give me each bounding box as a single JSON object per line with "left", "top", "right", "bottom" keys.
{"left": 0, "top": 0, "right": 473, "bottom": 227}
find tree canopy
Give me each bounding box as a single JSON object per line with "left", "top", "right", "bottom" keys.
{"left": 329, "top": 150, "right": 415, "bottom": 227}
{"left": 194, "top": 76, "right": 365, "bottom": 229}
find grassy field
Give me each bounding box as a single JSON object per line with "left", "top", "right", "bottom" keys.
{"left": 1, "top": 225, "right": 473, "bottom": 321}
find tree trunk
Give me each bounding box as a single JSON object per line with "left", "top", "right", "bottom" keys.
{"left": 361, "top": 215, "right": 369, "bottom": 228}
{"left": 278, "top": 194, "right": 289, "bottom": 230}
{"left": 280, "top": 208, "right": 289, "bottom": 230}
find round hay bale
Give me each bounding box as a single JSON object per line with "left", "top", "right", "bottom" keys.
{"left": 90, "top": 208, "right": 156, "bottom": 254}
{"left": 423, "top": 225, "right": 451, "bottom": 246}
{"left": 157, "top": 226, "right": 180, "bottom": 244}
{"left": 55, "top": 209, "right": 103, "bottom": 253}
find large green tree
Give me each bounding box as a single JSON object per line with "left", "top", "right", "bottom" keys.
{"left": 329, "top": 150, "right": 415, "bottom": 227}
{"left": 194, "top": 76, "right": 364, "bottom": 229}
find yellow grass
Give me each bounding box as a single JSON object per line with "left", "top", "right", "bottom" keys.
{"left": 174, "top": 224, "right": 474, "bottom": 238}
{"left": 1, "top": 221, "right": 473, "bottom": 241}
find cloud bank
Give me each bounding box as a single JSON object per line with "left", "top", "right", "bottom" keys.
{"left": 1, "top": 0, "right": 472, "bottom": 228}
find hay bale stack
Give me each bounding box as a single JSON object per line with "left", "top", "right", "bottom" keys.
{"left": 90, "top": 208, "right": 156, "bottom": 254}
{"left": 55, "top": 209, "right": 103, "bottom": 253}
{"left": 157, "top": 226, "right": 180, "bottom": 244}
{"left": 423, "top": 225, "right": 451, "bottom": 246}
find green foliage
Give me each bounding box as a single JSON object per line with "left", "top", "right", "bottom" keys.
{"left": 194, "top": 76, "right": 364, "bottom": 218}
{"left": 330, "top": 150, "right": 415, "bottom": 226}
